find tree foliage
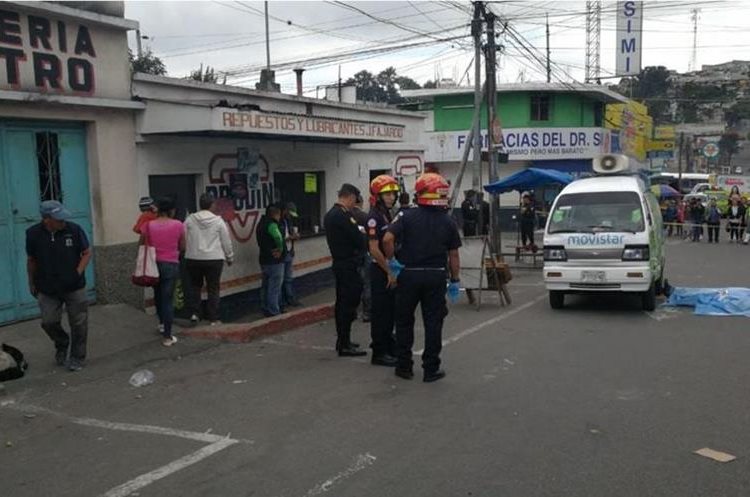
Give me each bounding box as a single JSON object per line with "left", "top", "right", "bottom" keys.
{"left": 629, "top": 66, "right": 671, "bottom": 123}
{"left": 719, "top": 131, "right": 741, "bottom": 166}
{"left": 129, "top": 49, "right": 167, "bottom": 75}
{"left": 345, "top": 66, "right": 421, "bottom": 104}
{"left": 190, "top": 64, "right": 220, "bottom": 83}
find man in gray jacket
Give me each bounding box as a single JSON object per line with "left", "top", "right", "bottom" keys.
{"left": 185, "top": 194, "right": 235, "bottom": 325}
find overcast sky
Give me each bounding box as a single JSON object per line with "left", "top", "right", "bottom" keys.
{"left": 124, "top": 0, "right": 750, "bottom": 95}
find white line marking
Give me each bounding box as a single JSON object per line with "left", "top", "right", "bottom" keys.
{"left": 2, "top": 402, "right": 236, "bottom": 443}
{"left": 100, "top": 438, "right": 238, "bottom": 497}
{"left": 414, "top": 294, "right": 547, "bottom": 355}
{"left": 303, "top": 453, "right": 377, "bottom": 496}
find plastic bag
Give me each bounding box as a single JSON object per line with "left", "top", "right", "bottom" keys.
{"left": 129, "top": 369, "right": 155, "bottom": 387}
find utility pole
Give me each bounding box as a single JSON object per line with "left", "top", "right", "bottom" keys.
{"left": 484, "top": 9, "right": 501, "bottom": 254}
{"left": 264, "top": 0, "right": 271, "bottom": 70}
{"left": 584, "top": 1, "right": 601, "bottom": 83}
{"left": 545, "top": 13, "right": 551, "bottom": 83}
{"left": 678, "top": 132, "right": 684, "bottom": 193}
{"left": 472, "top": 2, "right": 484, "bottom": 230}
{"left": 689, "top": 8, "right": 700, "bottom": 72}
{"left": 135, "top": 29, "right": 143, "bottom": 58}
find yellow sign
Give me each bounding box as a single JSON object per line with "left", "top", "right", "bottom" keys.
{"left": 653, "top": 125, "right": 676, "bottom": 140}
{"left": 304, "top": 173, "right": 317, "bottom": 193}
{"left": 606, "top": 101, "right": 653, "bottom": 162}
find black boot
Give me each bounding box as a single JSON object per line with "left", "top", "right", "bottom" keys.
{"left": 338, "top": 346, "right": 366, "bottom": 357}
{"left": 371, "top": 354, "right": 398, "bottom": 367}
{"left": 423, "top": 370, "right": 446, "bottom": 383}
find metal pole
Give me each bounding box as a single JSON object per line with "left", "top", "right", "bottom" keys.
{"left": 136, "top": 29, "right": 143, "bottom": 58}
{"left": 472, "top": 2, "right": 484, "bottom": 229}
{"left": 546, "top": 13, "right": 551, "bottom": 83}
{"left": 678, "top": 132, "right": 684, "bottom": 193}
{"left": 485, "top": 10, "right": 501, "bottom": 254}
{"left": 265, "top": 1, "right": 271, "bottom": 70}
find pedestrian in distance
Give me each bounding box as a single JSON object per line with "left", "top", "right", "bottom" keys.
{"left": 352, "top": 196, "right": 372, "bottom": 323}
{"left": 280, "top": 202, "right": 302, "bottom": 308}
{"left": 26, "top": 200, "right": 92, "bottom": 371}
{"left": 461, "top": 189, "right": 478, "bottom": 237}
{"left": 705, "top": 197, "right": 722, "bottom": 243}
{"left": 663, "top": 199, "right": 678, "bottom": 237}
{"left": 141, "top": 197, "right": 185, "bottom": 347}
{"left": 689, "top": 197, "right": 705, "bottom": 242}
{"left": 726, "top": 196, "right": 745, "bottom": 243}
{"left": 184, "top": 194, "right": 234, "bottom": 326}
{"left": 676, "top": 199, "right": 686, "bottom": 238}
{"left": 256, "top": 204, "right": 286, "bottom": 317}
{"left": 383, "top": 173, "right": 462, "bottom": 383}
{"left": 324, "top": 183, "right": 368, "bottom": 357}
{"left": 132, "top": 196, "right": 157, "bottom": 235}
{"left": 366, "top": 174, "right": 401, "bottom": 367}
{"left": 519, "top": 191, "right": 536, "bottom": 250}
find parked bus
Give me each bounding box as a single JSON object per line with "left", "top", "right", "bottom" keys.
{"left": 651, "top": 173, "right": 712, "bottom": 194}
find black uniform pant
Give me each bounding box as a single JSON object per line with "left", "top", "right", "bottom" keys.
{"left": 332, "top": 260, "right": 363, "bottom": 350}
{"left": 370, "top": 264, "right": 396, "bottom": 356}
{"left": 707, "top": 222, "right": 720, "bottom": 243}
{"left": 521, "top": 223, "right": 534, "bottom": 246}
{"left": 463, "top": 221, "right": 477, "bottom": 237}
{"left": 394, "top": 269, "right": 447, "bottom": 373}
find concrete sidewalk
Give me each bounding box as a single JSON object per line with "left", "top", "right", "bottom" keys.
{"left": 0, "top": 286, "right": 337, "bottom": 395}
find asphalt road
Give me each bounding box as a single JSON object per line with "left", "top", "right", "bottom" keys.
{"left": 3, "top": 237, "right": 750, "bottom": 497}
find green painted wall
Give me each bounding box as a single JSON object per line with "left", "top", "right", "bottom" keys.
{"left": 432, "top": 92, "right": 600, "bottom": 131}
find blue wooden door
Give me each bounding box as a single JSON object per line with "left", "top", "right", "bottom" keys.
{"left": 0, "top": 124, "right": 93, "bottom": 324}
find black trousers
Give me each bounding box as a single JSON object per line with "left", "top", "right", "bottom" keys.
{"left": 332, "top": 260, "right": 363, "bottom": 350}
{"left": 463, "top": 221, "right": 477, "bottom": 237}
{"left": 707, "top": 223, "right": 720, "bottom": 243}
{"left": 370, "top": 264, "right": 396, "bottom": 356}
{"left": 394, "top": 270, "right": 447, "bottom": 373}
{"left": 521, "top": 223, "right": 534, "bottom": 246}
{"left": 186, "top": 259, "right": 224, "bottom": 321}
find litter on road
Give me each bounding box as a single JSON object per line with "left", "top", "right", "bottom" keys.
{"left": 129, "top": 370, "right": 156, "bottom": 388}
{"left": 694, "top": 447, "right": 737, "bottom": 463}
{"left": 666, "top": 287, "right": 750, "bottom": 317}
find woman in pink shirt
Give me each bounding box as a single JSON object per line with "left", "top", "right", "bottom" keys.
{"left": 140, "top": 197, "right": 185, "bottom": 346}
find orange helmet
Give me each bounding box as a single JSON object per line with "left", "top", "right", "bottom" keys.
{"left": 370, "top": 175, "right": 400, "bottom": 196}
{"left": 415, "top": 173, "right": 450, "bottom": 207}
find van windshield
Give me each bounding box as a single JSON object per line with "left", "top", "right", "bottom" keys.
{"left": 548, "top": 191, "right": 645, "bottom": 234}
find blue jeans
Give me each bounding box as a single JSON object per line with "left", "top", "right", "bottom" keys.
{"left": 261, "top": 263, "right": 284, "bottom": 315}
{"left": 155, "top": 262, "right": 179, "bottom": 338}
{"left": 282, "top": 252, "right": 297, "bottom": 305}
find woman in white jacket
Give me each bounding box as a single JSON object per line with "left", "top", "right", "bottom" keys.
{"left": 184, "top": 194, "right": 234, "bottom": 324}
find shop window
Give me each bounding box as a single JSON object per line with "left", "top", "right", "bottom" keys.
{"left": 274, "top": 171, "right": 325, "bottom": 235}
{"left": 36, "top": 132, "right": 61, "bottom": 202}
{"left": 530, "top": 94, "right": 551, "bottom": 121}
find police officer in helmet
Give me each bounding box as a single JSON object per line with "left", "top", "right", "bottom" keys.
{"left": 383, "top": 173, "right": 462, "bottom": 382}
{"left": 324, "top": 183, "right": 368, "bottom": 357}
{"left": 366, "top": 175, "right": 401, "bottom": 367}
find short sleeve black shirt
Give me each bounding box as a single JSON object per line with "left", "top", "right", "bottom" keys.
{"left": 388, "top": 206, "right": 461, "bottom": 268}
{"left": 26, "top": 221, "right": 89, "bottom": 295}
{"left": 324, "top": 204, "right": 366, "bottom": 263}
{"left": 366, "top": 205, "right": 393, "bottom": 253}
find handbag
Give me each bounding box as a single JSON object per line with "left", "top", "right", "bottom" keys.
{"left": 132, "top": 222, "right": 160, "bottom": 287}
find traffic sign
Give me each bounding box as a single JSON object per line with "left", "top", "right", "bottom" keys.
{"left": 702, "top": 142, "right": 720, "bottom": 158}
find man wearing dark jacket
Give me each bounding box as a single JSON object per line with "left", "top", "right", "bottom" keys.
{"left": 324, "top": 184, "right": 368, "bottom": 357}
{"left": 26, "top": 201, "right": 92, "bottom": 371}
{"left": 256, "top": 204, "right": 286, "bottom": 316}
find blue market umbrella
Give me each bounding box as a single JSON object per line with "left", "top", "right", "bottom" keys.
{"left": 651, "top": 184, "right": 681, "bottom": 198}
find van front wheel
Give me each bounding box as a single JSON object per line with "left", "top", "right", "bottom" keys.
{"left": 641, "top": 283, "right": 656, "bottom": 311}
{"left": 549, "top": 291, "right": 565, "bottom": 309}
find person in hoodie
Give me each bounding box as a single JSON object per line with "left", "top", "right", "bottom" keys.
{"left": 184, "top": 194, "right": 235, "bottom": 325}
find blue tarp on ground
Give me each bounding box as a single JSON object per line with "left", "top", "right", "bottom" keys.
{"left": 666, "top": 287, "right": 750, "bottom": 317}
{"left": 484, "top": 167, "right": 575, "bottom": 194}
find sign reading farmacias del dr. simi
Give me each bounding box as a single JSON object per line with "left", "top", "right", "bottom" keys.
{"left": 213, "top": 108, "right": 405, "bottom": 141}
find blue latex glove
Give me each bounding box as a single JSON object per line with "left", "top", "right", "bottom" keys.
{"left": 447, "top": 281, "right": 460, "bottom": 304}
{"left": 388, "top": 258, "right": 405, "bottom": 278}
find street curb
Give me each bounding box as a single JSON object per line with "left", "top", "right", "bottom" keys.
{"left": 179, "top": 303, "right": 334, "bottom": 343}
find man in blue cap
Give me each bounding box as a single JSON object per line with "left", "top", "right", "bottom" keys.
{"left": 25, "top": 200, "right": 92, "bottom": 371}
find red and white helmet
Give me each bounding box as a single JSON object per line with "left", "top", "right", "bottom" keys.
{"left": 369, "top": 174, "right": 400, "bottom": 205}
{"left": 414, "top": 173, "right": 450, "bottom": 207}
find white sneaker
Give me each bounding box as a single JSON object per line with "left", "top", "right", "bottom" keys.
{"left": 162, "top": 336, "right": 178, "bottom": 347}
{"left": 210, "top": 321, "right": 222, "bottom": 326}
{"left": 157, "top": 324, "right": 165, "bottom": 335}
{"left": 190, "top": 314, "right": 199, "bottom": 323}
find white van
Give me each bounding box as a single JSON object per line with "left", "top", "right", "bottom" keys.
{"left": 543, "top": 155, "right": 666, "bottom": 311}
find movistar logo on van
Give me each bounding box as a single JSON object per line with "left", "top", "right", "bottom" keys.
{"left": 567, "top": 234, "right": 625, "bottom": 246}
